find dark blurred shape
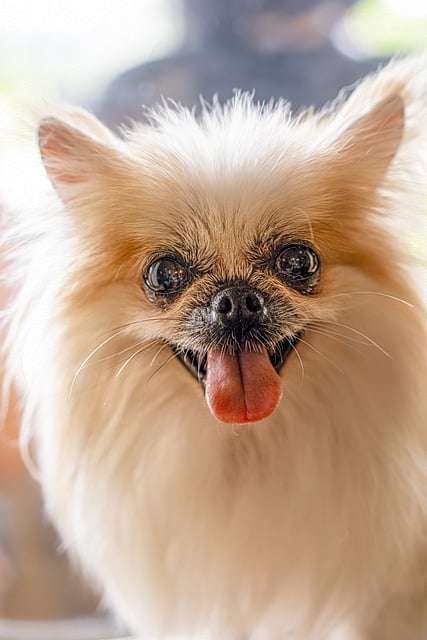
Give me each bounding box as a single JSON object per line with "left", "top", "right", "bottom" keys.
{"left": 97, "top": 0, "right": 385, "bottom": 129}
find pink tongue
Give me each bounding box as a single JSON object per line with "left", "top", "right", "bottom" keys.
{"left": 205, "top": 347, "right": 283, "bottom": 424}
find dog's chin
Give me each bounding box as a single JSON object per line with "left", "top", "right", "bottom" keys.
{"left": 172, "top": 333, "right": 302, "bottom": 425}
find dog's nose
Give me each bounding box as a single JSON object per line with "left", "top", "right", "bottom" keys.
{"left": 212, "top": 285, "right": 265, "bottom": 332}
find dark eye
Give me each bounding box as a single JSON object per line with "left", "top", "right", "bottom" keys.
{"left": 143, "top": 257, "right": 189, "bottom": 295}
{"left": 276, "top": 244, "right": 320, "bottom": 292}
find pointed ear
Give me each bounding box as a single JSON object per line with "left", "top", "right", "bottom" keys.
{"left": 335, "top": 93, "right": 404, "bottom": 185}
{"left": 38, "top": 115, "right": 119, "bottom": 202}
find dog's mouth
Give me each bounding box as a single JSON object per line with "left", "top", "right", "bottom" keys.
{"left": 173, "top": 334, "right": 301, "bottom": 425}
{"left": 175, "top": 335, "right": 300, "bottom": 383}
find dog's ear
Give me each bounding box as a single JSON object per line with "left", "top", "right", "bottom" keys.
{"left": 333, "top": 92, "right": 404, "bottom": 187}
{"left": 38, "top": 111, "right": 123, "bottom": 204}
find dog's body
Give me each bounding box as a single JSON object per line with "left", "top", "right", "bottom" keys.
{"left": 5, "top": 55, "right": 427, "bottom": 638}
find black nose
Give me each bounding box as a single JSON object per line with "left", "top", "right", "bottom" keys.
{"left": 211, "top": 285, "right": 265, "bottom": 333}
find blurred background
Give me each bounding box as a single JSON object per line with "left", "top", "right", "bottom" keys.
{"left": 0, "top": 0, "right": 426, "bottom": 638}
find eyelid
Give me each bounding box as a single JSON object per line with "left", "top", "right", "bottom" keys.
{"left": 143, "top": 251, "right": 187, "bottom": 271}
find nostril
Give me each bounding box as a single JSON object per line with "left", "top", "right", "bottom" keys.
{"left": 217, "top": 295, "right": 233, "bottom": 316}
{"left": 245, "top": 294, "right": 261, "bottom": 314}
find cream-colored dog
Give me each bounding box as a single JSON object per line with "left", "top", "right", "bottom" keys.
{"left": 5, "top": 54, "right": 427, "bottom": 638}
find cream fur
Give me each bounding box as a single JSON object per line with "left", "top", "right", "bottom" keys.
{"left": 4, "top": 54, "right": 427, "bottom": 639}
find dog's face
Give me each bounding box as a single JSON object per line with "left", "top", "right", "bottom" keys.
{"left": 140, "top": 208, "right": 320, "bottom": 423}
{"left": 37, "top": 93, "right": 405, "bottom": 425}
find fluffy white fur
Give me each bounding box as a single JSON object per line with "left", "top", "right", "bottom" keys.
{"left": 4, "top": 54, "right": 427, "bottom": 639}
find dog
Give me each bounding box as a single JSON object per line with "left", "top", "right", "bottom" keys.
{"left": 4, "top": 54, "right": 427, "bottom": 639}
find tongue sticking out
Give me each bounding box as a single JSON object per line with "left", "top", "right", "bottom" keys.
{"left": 205, "top": 347, "right": 283, "bottom": 424}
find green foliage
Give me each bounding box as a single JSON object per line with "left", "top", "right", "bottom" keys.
{"left": 350, "top": 0, "right": 427, "bottom": 54}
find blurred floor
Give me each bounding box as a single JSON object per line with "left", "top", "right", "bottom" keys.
{"left": 0, "top": 469, "right": 101, "bottom": 620}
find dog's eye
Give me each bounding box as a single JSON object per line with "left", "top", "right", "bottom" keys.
{"left": 143, "top": 257, "right": 189, "bottom": 295}
{"left": 276, "top": 245, "right": 320, "bottom": 292}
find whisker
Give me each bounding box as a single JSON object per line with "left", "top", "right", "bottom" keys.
{"left": 145, "top": 350, "right": 178, "bottom": 388}
{"left": 89, "top": 315, "right": 183, "bottom": 347}
{"left": 317, "top": 320, "right": 391, "bottom": 358}
{"left": 90, "top": 338, "right": 156, "bottom": 367}
{"left": 69, "top": 325, "right": 138, "bottom": 397}
{"left": 305, "top": 326, "right": 374, "bottom": 359}
{"left": 294, "top": 206, "right": 315, "bottom": 244}
{"left": 297, "top": 336, "right": 344, "bottom": 374}
{"left": 307, "top": 324, "right": 375, "bottom": 347}
{"left": 114, "top": 341, "right": 161, "bottom": 379}
{"left": 190, "top": 348, "right": 206, "bottom": 380}
{"left": 69, "top": 314, "right": 185, "bottom": 396}
{"left": 314, "top": 291, "right": 414, "bottom": 308}
{"left": 289, "top": 340, "right": 305, "bottom": 386}
{"left": 149, "top": 342, "right": 171, "bottom": 368}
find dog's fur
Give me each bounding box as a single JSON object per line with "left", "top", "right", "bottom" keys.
{"left": 4, "top": 55, "right": 427, "bottom": 638}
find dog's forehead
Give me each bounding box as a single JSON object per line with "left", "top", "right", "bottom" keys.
{"left": 144, "top": 185, "right": 317, "bottom": 281}
{"left": 149, "top": 161, "right": 320, "bottom": 251}
{"left": 141, "top": 142, "right": 313, "bottom": 234}
{"left": 128, "top": 110, "right": 333, "bottom": 269}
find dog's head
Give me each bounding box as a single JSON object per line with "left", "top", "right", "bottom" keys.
{"left": 36, "top": 59, "right": 425, "bottom": 425}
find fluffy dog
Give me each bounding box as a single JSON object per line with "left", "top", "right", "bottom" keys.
{"left": 5, "top": 54, "right": 427, "bottom": 638}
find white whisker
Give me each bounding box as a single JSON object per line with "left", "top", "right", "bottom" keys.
{"left": 315, "top": 291, "right": 414, "bottom": 308}
{"left": 69, "top": 314, "right": 179, "bottom": 396}
{"left": 307, "top": 325, "right": 375, "bottom": 347}
{"left": 289, "top": 340, "right": 305, "bottom": 386}
{"left": 91, "top": 338, "right": 154, "bottom": 367}
{"left": 69, "top": 325, "right": 136, "bottom": 397}
{"left": 115, "top": 342, "right": 160, "bottom": 379}
{"left": 294, "top": 206, "right": 315, "bottom": 244}
{"left": 297, "top": 336, "right": 344, "bottom": 374}
{"left": 145, "top": 350, "right": 178, "bottom": 388}
{"left": 149, "top": 342, "right": 171, "bottom": 368}
{"left": 305, "top": 327, "right": 375, "bottom": 361}
{"left": 318, "top": 320, "right": 391, "bottom": 358}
